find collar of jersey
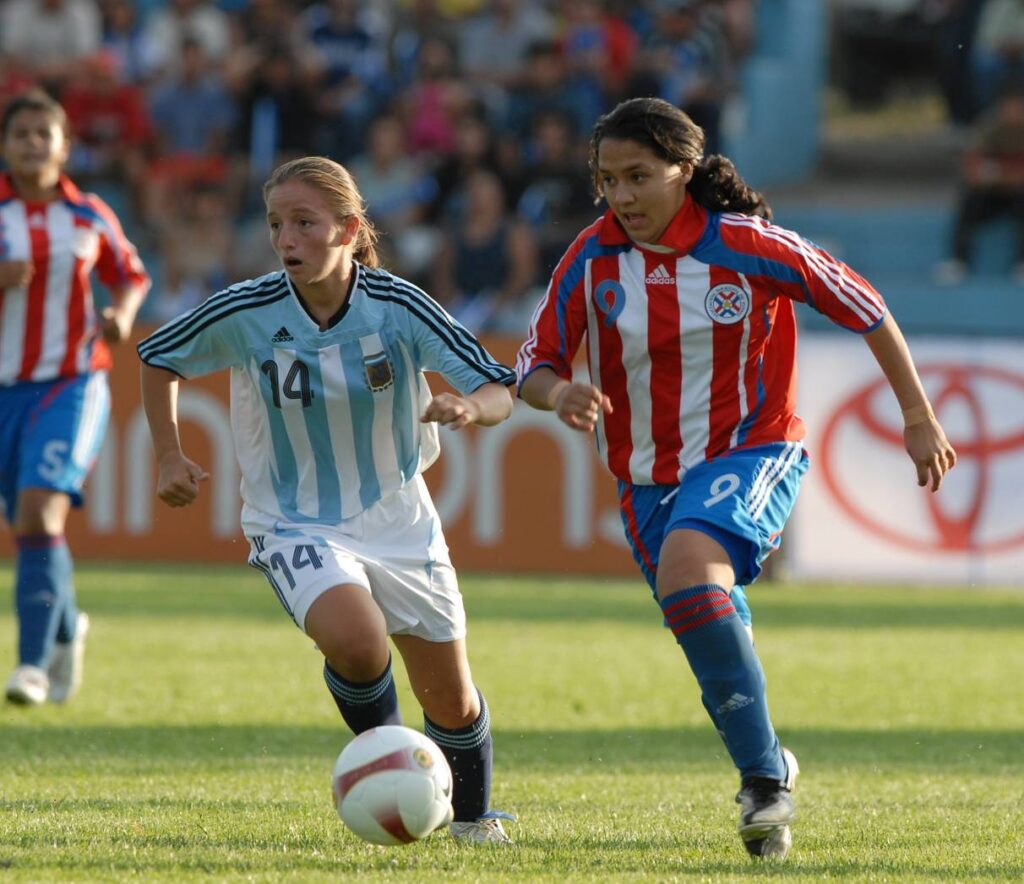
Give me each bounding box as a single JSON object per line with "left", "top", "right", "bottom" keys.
{"left": 0, "top": 172, "right": 82, "bottom": 203}
{"left": 597, "top": 195, "right": 707, "bottom": 255}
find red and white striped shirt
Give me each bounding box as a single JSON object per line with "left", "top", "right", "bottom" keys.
{"left": 516, "top": 198, "right": 887, "bottom": 485}
{"left": 0, "top": 173, "right": 149, "bottom": 385}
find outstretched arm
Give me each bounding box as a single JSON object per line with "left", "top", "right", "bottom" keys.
{"left": 864, "top": 313, "right": 957, "bottom": 491}
{"left": 518, "top": 366, "right": 613, "bottom": 433}
{"left": 140, "top": 363, "right": 209, "bottom": 506}
{"left": 421, "top": 381, "right": 514, "bottom": 430}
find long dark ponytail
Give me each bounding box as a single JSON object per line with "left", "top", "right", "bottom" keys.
{"left": 588, "top": 97, "right": 772, "bottom": 220}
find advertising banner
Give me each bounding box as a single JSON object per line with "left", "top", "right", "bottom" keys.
{"left": 791, "top": 335, "right": 1024, "bottom": 585}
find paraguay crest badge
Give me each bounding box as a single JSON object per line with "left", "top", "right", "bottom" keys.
{"left": 704, "top": 283, "right": 751, "bottom": 325}
{"left": 363, "top": 350, "right": 394, "bottom": 392}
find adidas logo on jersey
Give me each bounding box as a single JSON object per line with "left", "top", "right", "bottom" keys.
{"left": 271, "top": 326, "right": 294, "bottom": 343}
{"left": 645, "top": 264, "right": 675, "bottom": 285}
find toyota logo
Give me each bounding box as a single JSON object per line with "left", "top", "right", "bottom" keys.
{"left": 819, "top": 364, "right": 1024, "bottom": 553}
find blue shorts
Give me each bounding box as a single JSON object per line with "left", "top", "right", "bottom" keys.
{"left": 0, "top": 373, "right": 111, "bottom": 515}
{"left": 618, "top": 441, "right": 809, "bottom": 592}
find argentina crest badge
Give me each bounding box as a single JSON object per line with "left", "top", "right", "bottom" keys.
{"left": 363, "top": 350, "right": 394, "bottom": 392}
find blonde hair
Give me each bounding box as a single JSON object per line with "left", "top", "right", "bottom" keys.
{"left": 262, "top": 156, "right": 381, "bottom": 268}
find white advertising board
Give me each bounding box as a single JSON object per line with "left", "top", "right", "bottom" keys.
{"left": 791, "top": 334, "right": 1024, "bottom": 585}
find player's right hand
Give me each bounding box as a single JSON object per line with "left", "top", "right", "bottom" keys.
{"left": 554, "top": 382, "right": 613, "bottom": 433}
{"left": 156, "top": 454, "right": 210, "bottom": 507}
{"left": 0, "top": 261, "right": 33, "bottom": 289}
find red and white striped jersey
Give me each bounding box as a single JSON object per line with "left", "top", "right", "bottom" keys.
{"left": 0, "top": 173, "right": 149, "bottom": 385}
{"left": 516, "top": 198, "right": 887, "bottom": 485}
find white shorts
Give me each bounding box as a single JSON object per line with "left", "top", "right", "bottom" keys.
{"left": 246, "top": 475, "right": 466, "bottom": 642}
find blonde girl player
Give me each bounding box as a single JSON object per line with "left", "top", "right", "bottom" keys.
{"left": 138, "top": 156, "right": 517, "bottom": 844}
{"left": 1, "top": 90, "right": 149, "bottom": 706}
{"left": 517, "top": 98, "right": 957, "bottom": 859}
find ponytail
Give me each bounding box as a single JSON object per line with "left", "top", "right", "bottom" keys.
{"left": 688, "top": 155, "right": 772, "bottom": 220}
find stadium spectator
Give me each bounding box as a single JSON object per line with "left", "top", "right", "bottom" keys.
{"left": 144, "top": 36, "right": 236, "bottom": 227}
{"left": 516, "top": 97, "right": 957, "bottom": 861}
{"left": 935, "top": 83, "right": 1024, "bottom": 285}
{"left": 428, "top": 110, "right": 505, "bottom": 221}
{"left": 140, "top": 0, "right": 232, "bottom": 81}
{"left": 971, "top": 0, "right": 1024, "bottom": 112}
{"left": 152, "top": 181, "right": 235, "bottom": 321}
{"left": 138, "top": 154, "right": 517, "bottom": 844}
{"left": 0, "top": 0, "right": 103, "bottom": 92}
{"left": 1, "top": 90, "right": 149, "bottom": 707}
{"left": 432, "top": 167, "right": 539, "bottom": 333}
{"left": 348, "top": 112, "right": 440, "bottom": 279}
{"left": 98, "top": 0, "right": 152, "bottom": 86}
{"left": 298, "top": 0, "right": 393, "bottom": 161}
{"left": 61, "top": 51, "right": 153, "bottom": 214}
{"left": 399, "top": 34, "right": 473, "bottom": 160}
{"left": 514, "top": 110, "right": 596, "bottom": 276}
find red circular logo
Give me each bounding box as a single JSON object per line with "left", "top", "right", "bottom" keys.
{"left": 819, "top": 364, "right": 1024, "bottom": 553}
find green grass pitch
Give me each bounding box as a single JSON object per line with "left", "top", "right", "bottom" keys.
{"left": 1, "top": 563, "right": 1022, "bottom": 882}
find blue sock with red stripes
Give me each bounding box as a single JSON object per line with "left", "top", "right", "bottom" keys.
{"left": 323, "top": 655, "right": 402, "bottom": 734}
{"left": 660, "top": 583, "right": 785, "bottom": 781}
{"left": 15, "top": 534, "right": 76, "bottom": 669}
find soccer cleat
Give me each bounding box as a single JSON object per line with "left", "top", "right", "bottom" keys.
{"left": 48, "top": 612, "right": 90, "bottom": 704}
{"left": 449, "top": 810, "right": 516, "bottom": 845}
{"left": 5, "top": 665, "right": 50, "bottom": 706}
{"left": 736, "top": 747, "right": 799, "bottom": 860}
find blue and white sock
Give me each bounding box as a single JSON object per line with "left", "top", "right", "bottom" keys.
{"left": 323, "top": 655, "right": 402, "bottom": 734}
{"left": 425, "top": 690, "right": 492, "bottom": 822}
{"left": 15, "top": 535, "right": 76, "bottom": 668}
{"left": 660, "top": 583, "right": 785, "bottom": 781}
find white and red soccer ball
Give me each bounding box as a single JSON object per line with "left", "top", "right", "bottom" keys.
{"left": 332, "top": 725, "right": 454, "bottom": 845}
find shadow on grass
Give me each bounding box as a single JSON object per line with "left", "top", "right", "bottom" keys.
{"left": 1, "top": 723, "right": 1021, "bottom": 772}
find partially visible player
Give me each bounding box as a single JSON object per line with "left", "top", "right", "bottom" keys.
{"left": 1, "top": 89, "right": 150, "bottom": 706}
{"left": 516, "top": 97, "right": 957, "bottom": 859}
{"left": 138, "top": 156, "right": 517, "bottom": 844}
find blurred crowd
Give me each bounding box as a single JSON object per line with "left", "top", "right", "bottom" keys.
{"left": 0, "top": 0, "right": 758, "bottom": 328}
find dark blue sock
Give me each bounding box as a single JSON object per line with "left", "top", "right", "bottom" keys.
{"left": 425, "top": 690, "right": 492, "bottom": 822}
{"left": 15, "top": 535, "right": 75, "bottom": 668}
{"left": 323, "top": 655, "right": 402, "bottom": 734}
{"left": 660, "top": 583, "right": 785, "bottom": 781}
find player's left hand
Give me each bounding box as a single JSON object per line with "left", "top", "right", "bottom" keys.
{"left": 905, "top": 418, "right": 957, "bottom": 492}
{"left": 421, "top": 393, "right": 479, "bottom": 430}
{"left": 100, "top": 306, "right": 133, "bottom": 343}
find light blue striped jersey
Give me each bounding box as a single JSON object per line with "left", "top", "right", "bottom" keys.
{"left": 138, "top": 265, "right": 515, "bottom": 533}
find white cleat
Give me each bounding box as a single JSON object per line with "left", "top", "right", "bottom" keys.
{"left": 48, "top": 612, "right": 90, "bottom": 704}
{"left": 736, "top": 747, "right": 799, "bottom": 860}
{"left": 450, "top": 810, "right": 515, "bottom": 845}
{"left": 5, "top": 665, "right": 50, "bottom": 706}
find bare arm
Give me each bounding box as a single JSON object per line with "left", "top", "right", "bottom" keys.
{"left": 421, "top": 381, "right": 514, "bottom": 430}
{"left": 140, "top": 363, "right": 209, "bottom": 506}
{"left": 864, "top": 312, "right": 957, "bottom": 491}
{"left": 101, "top": 282, "right": 149, "bottom": 343}
{"left": 518, "top": 366, "right": 613, "bottom": 433}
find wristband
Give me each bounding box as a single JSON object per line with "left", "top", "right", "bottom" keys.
{"left": 902, "top": 404, "right": 934, "bottom": 427}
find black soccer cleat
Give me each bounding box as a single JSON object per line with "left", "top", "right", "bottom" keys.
{"left": 736, "top": 747, "right": 799, "bottom": 860}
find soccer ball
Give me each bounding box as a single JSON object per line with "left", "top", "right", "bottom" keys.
{"left": 332, "top": 725, "right": 454, "bottom": 845}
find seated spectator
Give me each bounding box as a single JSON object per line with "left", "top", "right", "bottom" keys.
{"left": 62, "top": 51, "right": 153, "bottom": 214}
{"left": 349, "top": 113, "right": 439, "bottom": 280}
{"left": 145, "top": 36, "right": 236, "bottom": 226}
{"left": 429, "top": 111, "right": 505, "bottom": 221}
{"left": 934, "top": 84, "right": 1024, "bottom": 285}
{"left": 971, "top": 0, "right": 1024, "bottom": 112}
{"left": 0, "top": 0, "right": 102, "bottom": 93}
{"left": 514, "top": 111, "right": 596, "bottom": 277}
{"left": 141, "top": 0, "right": 231, "bottom": 81}
{"left": 431, "top": 168, "right": 539, "bottom": 334}
{"left": 400, "top": 34, "right": 474, "bottom": 160}
{"left": 153, "top": 182, "right": 236, "bottom": 321}
{"left": 504, "top": 40, "right": 580, "bottom": 141}
{"left": 99, "top": 0, "right": 151, "bottom": 85}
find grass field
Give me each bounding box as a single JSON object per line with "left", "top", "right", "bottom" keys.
{"left": 1, "top": 563, "right": 1022, "bottom": 882}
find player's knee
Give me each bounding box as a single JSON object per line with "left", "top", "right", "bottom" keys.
{"left": 421, "top": 686, "right": 480, "bottom": 729}
{"left": 13, "top": 488, "right": 70, "bottom": 536}
{"left": 322, "top": 636, "right": 389, "bottom": 683}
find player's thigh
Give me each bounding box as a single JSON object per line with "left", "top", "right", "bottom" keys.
{"left": 391, "top": 634, "right": 479, "bottom": 728}
{"left": 305, "top": 583, "right": 390, "bottom": 677}
{"left": 16, "top": 374, "right": 110, "bottom": 510}
{"left": 664, "top": 442, "right": 808, "bottom": 590}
